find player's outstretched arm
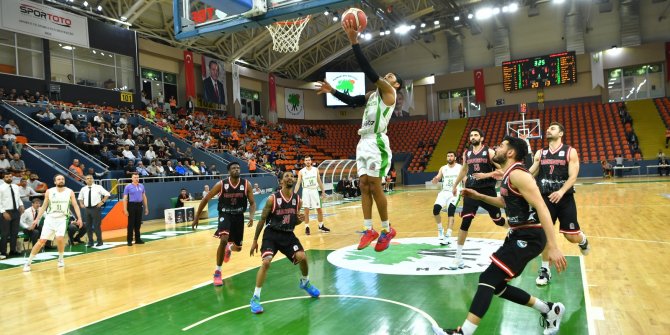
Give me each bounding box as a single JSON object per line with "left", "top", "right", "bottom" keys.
{"left": 461, "top": 188, "right": 505, "bottom": 208}
{"left": 315, "top": 81, "right": 366, "bottom": 107}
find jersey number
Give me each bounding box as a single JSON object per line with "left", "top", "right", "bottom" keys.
{"left": 549, "top": 165, "right": 555, "bottom": 175}
{"left": 473, "top": 164, "right": 480, "bottom": 172}
{"left": 282, "top": 215, "right": 291, "bottom": 225}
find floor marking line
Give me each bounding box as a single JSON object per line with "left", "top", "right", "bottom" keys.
{"left": 581, "top": 255, "right": 597, "bottom": 335}
{"left": 59, "top": 265, "right": 260, "bottom": 335}
{"left": 181, "top": 294, "right": 439, "bottom": 331}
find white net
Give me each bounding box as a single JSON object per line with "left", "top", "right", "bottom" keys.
{"left": 266, "top": 16, "right": 310, "bottom": 53}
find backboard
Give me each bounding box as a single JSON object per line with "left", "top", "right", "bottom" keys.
{"left": 174, "top": 0, "right": 359, "bottom": 40}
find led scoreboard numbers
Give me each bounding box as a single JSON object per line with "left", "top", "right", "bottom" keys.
{"left": 502, "top": 51, "right": 577, "bottom": 92}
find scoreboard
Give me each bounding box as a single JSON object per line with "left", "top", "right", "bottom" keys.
{"left": 502, "top": 51, "right": 577, "bottom": 92}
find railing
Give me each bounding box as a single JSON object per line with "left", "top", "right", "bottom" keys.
{"left": 1, "top": 100, "right": 110, "bottom": 171}
{"left": 24, "top": 143, "right": 84, "bottom": 185}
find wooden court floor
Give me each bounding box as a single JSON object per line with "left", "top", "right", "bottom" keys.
{"left": 1, "top": 177, "right": 669, "bottom": 334}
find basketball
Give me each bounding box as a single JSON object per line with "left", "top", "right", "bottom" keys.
{"left": 341, "top": 8, "right": 367, "bottom": 33}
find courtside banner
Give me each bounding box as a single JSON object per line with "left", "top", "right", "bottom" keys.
{"left": 0, "top": 0, "right": 89, "bottom": 48}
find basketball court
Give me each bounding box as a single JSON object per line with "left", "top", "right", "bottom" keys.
{"left": 3, "top": 177, "right": 670, "bottom": 334}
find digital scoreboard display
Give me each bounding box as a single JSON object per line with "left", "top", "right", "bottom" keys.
{"left": 502, "top": 51, "right": 577, "bottom": 92}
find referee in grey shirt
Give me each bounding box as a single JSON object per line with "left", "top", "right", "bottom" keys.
{"left": 78, "top": 175, "right": 110, "bottom": 247}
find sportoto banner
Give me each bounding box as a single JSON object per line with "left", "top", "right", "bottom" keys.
{"left": 0, "top": 0, "right": 89, "bottom": 48}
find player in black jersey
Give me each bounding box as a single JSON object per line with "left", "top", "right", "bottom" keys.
{"left": 192, "top": 162, "right": 256, "bottom": 287}
{"left": 248, "top": 171, "right": 320, "bottom": 314}
{"left": 434, "top": 136, "right": 567, "bottom": 335}
{"left": 450, "top": 129, "right": 506, "bottom": 270}
{"left": 529, "top": 122, "right": 590, "bottom": 286}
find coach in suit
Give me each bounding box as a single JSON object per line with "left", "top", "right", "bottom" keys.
{"left": 203, "top": 60, "right": 225, "bottom": 104}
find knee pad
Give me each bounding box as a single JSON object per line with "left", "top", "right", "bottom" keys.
{"left": 460, "top": 215, "right": 474, "bottom": 231}
{"left": 492, "top": 216, "right": 506, "bottom": 227}
{"left": 479, "top": 265, "right": 509, "bottom": 288}
{"left": 433, "top": 204, "right": 442, "bottom": 216}
{"left": 447, "top": 204, "right": 457, "bottom": 217}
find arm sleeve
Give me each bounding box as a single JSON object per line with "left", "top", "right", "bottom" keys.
{"left": 331, "top": 90, "right": 366, "bottom": 107}
{"left": 352, "top": 44, "right": 379, "bottom": 83}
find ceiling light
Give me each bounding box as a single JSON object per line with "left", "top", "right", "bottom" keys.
{"left": 394, "top": 24, "right": 411, "bottom": 34}
{"left": 385, "top": 29, "right": 390, "bottom": 34}
{"left": 508, "top": 3, "right": 519, "bottom": 12}
{"left": 468, "top": 13, "right": 474, "bottom": 19}
{"left": 434, "top": 20, "right": 440, "bottom": 25}
{"left": 553, "top": 0, "right": 565, "bottom": 4}
{"left": 97, "top": 5, "right": 102, "bottom": 11}
{"left": 62, "top": 45, "right": 73, "bottom": 50}
{"left": 454, "top": 16, "right": 460, "bottom": 21}
{"left": 324, "top": 10, "right": 329, "bottom": 16}
{"left": 420, "top": 22, "right": 426, "bottom": 28}
{"left": 410, "top": 24, "right": 416, "bottom": 29}
{"left": 83, "top": 1, "right": 88, "bottom": 7}
{"left": 120, "top": 16, "right": 127, "bottom": 21}
{"left": 502, "top": 6, "right": 509, "bottom": 13}
{"left": 492, "top": 7, "right": 500, "bottom": 15}
{"left": 475, "top": 7, "right": 493, "bottom": 20}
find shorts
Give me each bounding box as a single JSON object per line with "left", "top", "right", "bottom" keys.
{"left": 542, "top": 193, "right": 581, "bottom": 234}
{"left": 434, "top": 190, "right": 461, "bottom": 208}
{"left": 214, "top": 213, "right": 245, "bottom": 246}
{"left": 490, "top": 227, "right": 546, "bottom": 279}
{"left": 356, "top": 134, "right": 392, "bottom": 178}
{"left": 461, "top": 186, "right": 501, "bottom": 219}
{"left": 301, "top": 188, "right": 321, "bottom": 209}
{"left": 260, "top": 228, "right": 304, "bottom": 264}
{"left": 40, "top": 217, "right": 67, "bottom": 240}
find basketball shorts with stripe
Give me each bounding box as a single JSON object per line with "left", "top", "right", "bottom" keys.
{"left": 490, "top": 228, "right": 546, "bottom": 279}
{"left": 215, "top": 213, "right": 245, "bottom": 246}
{"left": 260, "top": 228, "right": 304, "bottom": 264}
{"left": 542, "top": 193, "right": 580, "bottom": 234}
{"left": 356, "top": 134, "right": 392, "bottom": 178}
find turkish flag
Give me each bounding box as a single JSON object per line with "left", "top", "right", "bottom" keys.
{"left": 269, "top": 72, "right": 277, "bottom": 113}
{"left": 183, "top": 50, "right": 195, "bottom": 100}
{"left": 666, "top": 42, "right": 670, "bottom": 82}
{"left": 474, "top": 69, "right": 486, "bottom": 104}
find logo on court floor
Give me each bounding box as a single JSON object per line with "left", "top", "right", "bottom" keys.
{"left": 327, "top": 237, "right": 503, "bottom": 276}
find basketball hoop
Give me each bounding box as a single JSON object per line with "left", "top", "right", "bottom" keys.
{"left": 266, "top": 15, "right": 311, "bottom": 53}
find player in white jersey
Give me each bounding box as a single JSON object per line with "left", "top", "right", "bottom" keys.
{"left": 294, "top": 156, "right": 329, "bottom": 235}
{"left": 315, "top": 19, "right": 402, "bottom": 252}
{"left": 23, "top": 174, "right": 82, "bottom": 272}
{"left": 431, "top": 151, "right": 463, "bottom": 245}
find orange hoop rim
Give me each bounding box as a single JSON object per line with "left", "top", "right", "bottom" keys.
{"left": 272, "top": 15, "right": 311, "bottom": 26}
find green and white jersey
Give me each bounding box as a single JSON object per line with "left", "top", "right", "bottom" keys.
{"left": 440, "top": 164, "right": 463, "bottom": 191}
{"left": 300, "top": 166, "right": 319, "bottom": 190}
{"left": 358, "top": 90, "right": 395, "bottom": 136}
{"left": 45, "top": 187, "right": 73, "bottom": 219}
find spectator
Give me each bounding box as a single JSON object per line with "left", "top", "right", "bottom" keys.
{"left": 614, "top": 153, "right": 624, "bottom": 177}
{"left": 144, "top": 145, "right": 157, "bottom": 163}
{"left": 253, "top": 183, "right": 262, "bottom": 195}
{"left": 4, "top": 130, "right": 22, "bottom": 155}
{"left": 188, "top": 160, "right": 200, "bottom": 175}
{"left": 0, "top": 153, "right": 10, "bottom": 172}
{"left": 60, "top": 109, "right": 73, "bottom": 121}
{"left": 154, "top": 160, "right": 166, "bottom": 177}
{"left": 175, "top": 161, "right": 188, "bottom": 176}
{"left": 248, "top": 156, "right": 257, "bottom": 177}
{"left": 198, "top": 161, "right": 208, "bottom": 175}
{"left": 122, "top": 145, "right": 140, "bottom": 164}
{"left": 27, "top": 173, "right": 47, "bottom": 193}
{"left": 69, "top": 159, "right": 84, "bottom": 180}
{"left": 209, "top": 164, "right": 220, "bottom": 175}
{"left": 4, "top": 119, "right": 20, "bottom": 134}
{"left": 202, "top": 184, "right": 210, "bottom": 198}
{"left": 176, "top": 188, "right": 191, "bottom": 207}
{"left": 86, "top": 167, "right": 105, "bottom": 179}
{"left": 10, "top": 153, "right": 26, "bottom": 173}
{"left": 20, "top": 198, "right": 42, "bottom": 245}
{"left": 124, "top": 160, "right": 136, "bottom": 177}
{"left": 93, "top": 112, "right": 105, "bottom": 126}
{"left": 186, "top": 96, "right": 194, "bottom": 114}
{"left": 165, "top": 160, "right": 178, "bottom": 177}
{"left": 659, "top": 153, "right": 670, "bottom": 176}
{"left": 17, "top": 179, "right": 40, "bottom": 204}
